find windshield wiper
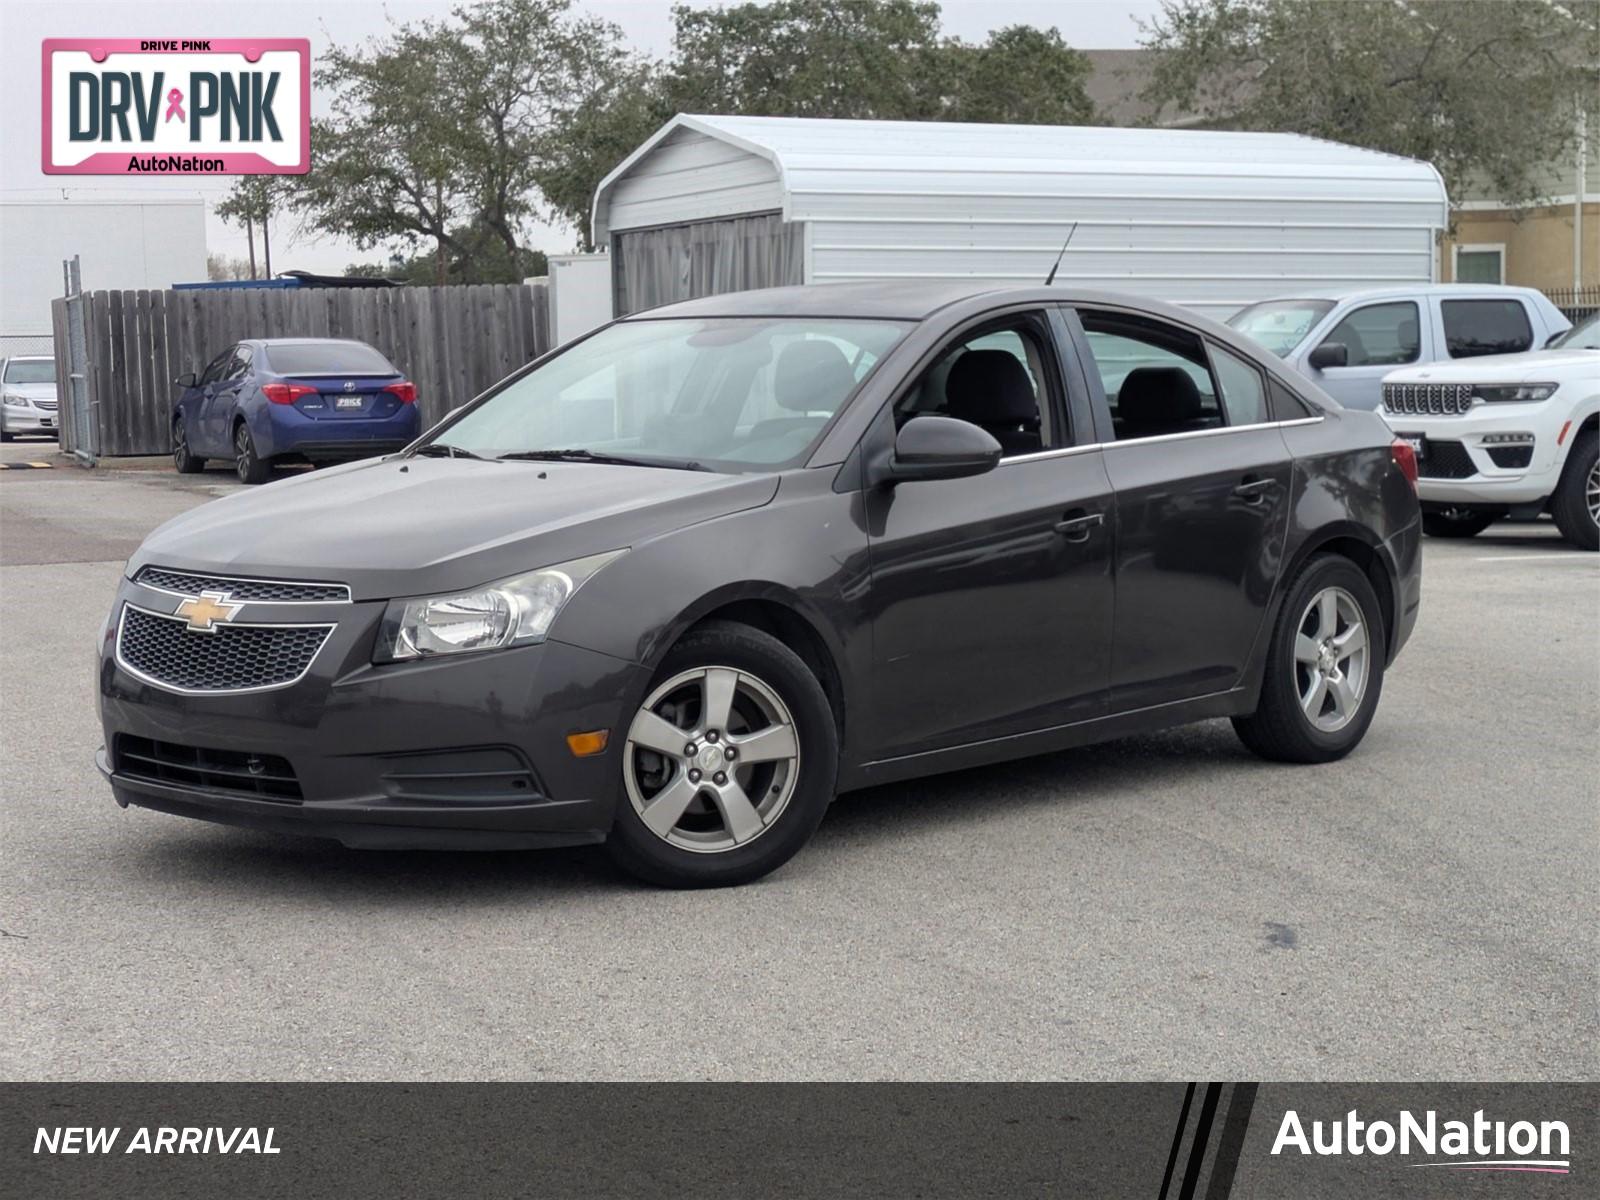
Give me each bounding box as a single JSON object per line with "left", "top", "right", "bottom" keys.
{"left": 497, "top": 449, "right": 710, "bottom": 471}
{"left": 411, "top": 442, "right": 489, "bottom": 461}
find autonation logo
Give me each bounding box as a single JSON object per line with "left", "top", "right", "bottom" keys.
{"left": 1272, "top": 1108, "right": 1571, "bottom": 1175}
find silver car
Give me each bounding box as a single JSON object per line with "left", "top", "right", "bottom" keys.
{"left": 0, "top": 355, "right": 60, "bottom": 440}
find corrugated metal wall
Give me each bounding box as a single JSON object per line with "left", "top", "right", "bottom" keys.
{"left": 596, "top": 116, "right": 1451, "bottom": 319}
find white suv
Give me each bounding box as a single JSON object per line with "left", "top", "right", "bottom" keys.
{"left": 1380, "top": 311, "right": 1599, "bottom": 550}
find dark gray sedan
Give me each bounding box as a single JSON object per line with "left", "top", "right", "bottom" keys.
{"left": 97, "top": 283, "right": 1422, "bottom": 887}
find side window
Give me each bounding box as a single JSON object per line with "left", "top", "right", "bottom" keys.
{"left": 1317, "top": 302, "right": 1420, "bottom": 367}
{"left": 1078, "top": 310, "right": 1222, "bottom": 441}
{"left": 226, "top": 346, "right": 253, "bottom": 381}
{"left": 1269, "top": 379, "right": 1316, "bottom": 421}
{"left": 1209, "top": 344, "right": 1268, "bottom": 426}
{"left": 199, "top": 349, "right": 234, "bottom": 386}
{"left": 1441, "top": 299, "right": 1533, "bottom": 358}
{"left": 894, "top": 317, "right": 1058, "bottom": 456}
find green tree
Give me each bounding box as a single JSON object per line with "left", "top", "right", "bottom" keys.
{"left": 216, "top": 178, "right": 288, "bottom": 278}
{"left": 939, "top": 25, "right": 1095, "bottom": 125}
{"left": 292, "top": 0, "right": 620, "bottom": 282}
{"left": 1138, "top": 0, "right": 1598, "bottom": 212}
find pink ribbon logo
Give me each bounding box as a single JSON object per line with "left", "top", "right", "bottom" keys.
{"left": 164, "top": 88, "right": 185, "bottom": 123}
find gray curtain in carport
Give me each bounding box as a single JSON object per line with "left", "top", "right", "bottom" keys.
{"left": 613, "top": 212, "right": 806, "bottom": 316}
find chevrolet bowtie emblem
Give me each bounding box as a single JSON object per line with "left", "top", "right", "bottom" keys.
{"left": 174, "top": 589, "right": 244, "bottom": 633}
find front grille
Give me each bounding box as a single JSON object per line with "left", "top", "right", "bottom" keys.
{"left": 114, "top": 734, "right": 301, "bottom": 801}
{"left": 34, "top": 399, "right": 58, "bottom": 411}
{"left": 134, "top": 566, "right": 349, "bottom": 603}
{"left": 1418, "top": 439, "right": 1477, "bottom": 479}
{"left": 117, "top": 606, "right": 332, "bottom": 692}
{"left": 1383, "top": 383, "right": 1475, "bottom": 416}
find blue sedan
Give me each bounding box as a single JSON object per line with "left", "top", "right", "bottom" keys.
{"left": 172, "top": 338, "right": 421, "bottom": 483}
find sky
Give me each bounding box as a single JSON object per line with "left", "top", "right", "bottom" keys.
{"left": 0, "top": 0, "right": 1167, "bottom": 276}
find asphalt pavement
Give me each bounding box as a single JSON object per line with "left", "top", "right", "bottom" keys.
{"left": 2, "top": 443, "right": 1596, "bottom": 1081}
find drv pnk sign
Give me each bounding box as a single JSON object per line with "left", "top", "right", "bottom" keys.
{"left": 42, "top": 38, "right": 309, "bottom": 175}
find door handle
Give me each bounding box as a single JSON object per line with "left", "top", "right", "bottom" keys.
{"left": 1233, "top": 476, "right": 1276, "bottom": 502}
{"left": 1053, "top": 510, "right": 1104, "bottom": 542}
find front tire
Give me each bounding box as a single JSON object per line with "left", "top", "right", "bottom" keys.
{"left": 1551, "top": 429, "right": 1599, "bottom": 551}
{"left": 1233, "top": 555, "right": 1386, "bottom": 764}
{"left": 172, "top": 418, "right": 205, "bottom": 474}
{"left": 1421, "top": 508, "right": 1499, "bottom": 539}
{"left": 606, "top": 620, "right": 838, "bottom": 888}
{"left": 233, "top": 423, "right": 271, "bottom": 485}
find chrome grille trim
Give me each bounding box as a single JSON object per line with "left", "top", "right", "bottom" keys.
{"left": 133, "top": 566, "right": 351, "bottom": 604}
{"left": 115, "top": 603, "right": 335, "bottom": 696}
{"left": 1382, "top": 382, "right": 1475, "bottom": 416}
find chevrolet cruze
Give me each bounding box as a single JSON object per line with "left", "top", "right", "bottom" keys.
{"left": 98, "top": 283, "right": 1422, "bottom": 887}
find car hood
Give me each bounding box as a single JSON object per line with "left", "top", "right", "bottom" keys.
{"left": 3, "top": 382, "right": 58, "bottom": 400}
{"left": 128, "top": 457, "right": 780, "bottom": 601}
{"left": 1383, "top": 348, "right": 1599, "bottom": 384}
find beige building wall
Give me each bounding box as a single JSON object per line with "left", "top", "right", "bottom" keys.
{"left": 1439, "top": 201, "right": 1600, "bottom": 291}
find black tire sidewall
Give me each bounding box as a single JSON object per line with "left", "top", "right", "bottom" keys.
{"left": 1552, "top": 431, "right": 1598, "bottom": 551}
{"left": 235, "top": 425, "right": 269, "bottom": 484}
{"left": 606, "top": 622, "right": 838, "bottom": 888}
{"left": 1250, "top": 556, "right": 1387, "bottom": 761}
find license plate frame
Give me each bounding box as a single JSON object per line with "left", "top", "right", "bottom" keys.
{"left": 335, "top": 395, "right": 365, "bottom": 411}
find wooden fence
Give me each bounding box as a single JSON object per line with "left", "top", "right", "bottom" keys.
{"left": 50, "top": 283, "right": 550, "bottom": 457}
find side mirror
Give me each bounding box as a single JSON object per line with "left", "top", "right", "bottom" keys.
{"left": 174, "top": 371, "right": 198, "bottom": 388}
{"left": 876, "top": 415, "right": 1001, "bottom": 484}
{"left": 1307, "top": 342, "right": 1349, "bottom": 370}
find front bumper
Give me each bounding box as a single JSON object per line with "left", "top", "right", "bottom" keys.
{"left": 98, "top": 579, "right": 647, "bottom": 849}
{"left": 1383, "top": 406, "right": 1565, "bottom": 506}
{"left": 2, "top": 405, "right": 57, "bottom": 435}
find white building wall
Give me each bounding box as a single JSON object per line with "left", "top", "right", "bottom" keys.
{"left": 595, "top": 117, "right": 1449, "bottom": 320}
{"left": 0, "top": 198, "right": 207, "bottom": 340}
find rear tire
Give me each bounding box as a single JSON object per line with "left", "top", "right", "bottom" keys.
{"left": 0, "top": 428, "right": 13, "bottom": 443}
{"left": 172, "top": 419, "right": 205, "bottom": 474}
{"left": 606, "top": 620, "right": 838, "bottom": 888}
{"left": 1233, "top": 555, "right": 1386, "bottom": 764}
{"left": 1551, "top": 429, "right": 1599, "bottom": 551}
{"left": 1421, "top": 509, "right": 1499, "bottom": 539}
{"left": 233, "top": 423, "right": 272, "bottom": 485}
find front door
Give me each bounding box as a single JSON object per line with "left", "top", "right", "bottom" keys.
{"left": 1072, "top": 306, "right": 1293, "bottom": 712}
{"left": 1303, "top": 299, "right": 1425, "bottom": 411}
{"left": 862, "top": 311, "right": 1114, "bottom": 759}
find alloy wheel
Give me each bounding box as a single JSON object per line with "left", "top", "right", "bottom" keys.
{"left": 1293, "top": 586, "right": 1369, "bottom": 733}
{"left": 623, "top": 665, "right": 800, "bottom": 853}
{"left": 173, "top": 424, "right": 188, "bottom": 470}
{"left": 235, "top": 426, "right": 252, "bottom": 481}
{"left": 1587, "top": 458, "right": 1599, "bottom": 529}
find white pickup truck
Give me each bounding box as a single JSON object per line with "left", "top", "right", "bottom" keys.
{"left": 1378, "top": 310, "right": 1599, "bottom": 550}
{"left": 1228, "top": 284, "right": 1570, "bottom": 411}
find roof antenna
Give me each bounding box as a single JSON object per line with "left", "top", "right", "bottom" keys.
{"left": 1043, "top": 222, "right": 1079, "bottom": 286}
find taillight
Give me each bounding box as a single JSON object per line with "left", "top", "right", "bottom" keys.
{"left": 261, "top": 382, "right": 317, "bottom": 405}
{"left": 1391, "top": 438, "right": 1419, "bottom": 492}
{"left": 383, "top": 381, "right": 416, "bottom": 404}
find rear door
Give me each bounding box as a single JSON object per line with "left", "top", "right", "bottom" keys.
{"left": 192, "top": 346, "right": 240, "bottom": 454}
{"left": 862, "top": 307, "right": 1114, "bottom": 758}
{"left": 1069, "top": 305, "right": 1294, "bottom": 713}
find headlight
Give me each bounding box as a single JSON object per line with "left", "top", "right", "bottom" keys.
{"left": 1471, "top": 383, "right": 1556, "bottom": 403}
{"left": 373, "top": 549, "right": 625, "bottom": 663}
{"left": 3, "top": 392, "right": 30, "bottom": 408}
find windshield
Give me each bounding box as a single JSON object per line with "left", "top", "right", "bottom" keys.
{"left": 434, "top": 317, "right": 910, "bottom": 471}
{"left": 1227, "top": 300, "right": 1336, "bottom": 356}
{"left": 1549, "top": 310, "right": 1599, "bottom": 350}
{"left": 265, "top": 342, "right": 397, "bottom": 375}
{"left": 4, "top": 359, "right": 56, "bottom": 384}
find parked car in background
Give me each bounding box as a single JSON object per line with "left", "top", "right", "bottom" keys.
{"left": 0, "top": 355, "right": 60, "bottom": 440}
{"left": 1228, "top": 285, "right": 1570, "bottom": 411}
{"left": 1379, "top": 309, "right": 1599, "bottom": 549}
{"left": 100, "top": 282, "right": 1421, "bottom": 888}
{"left": 171, "top": 338, "right": 420, "bottom": 483}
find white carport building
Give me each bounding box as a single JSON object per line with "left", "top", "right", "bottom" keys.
{"left": 592, "top": 114, "right": 1448, "bottom": 320}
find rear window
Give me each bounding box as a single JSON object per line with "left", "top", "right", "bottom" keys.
{"left": 265, "top": 342, "right": 396, "bottom": 376}
{"left": 1441, "top": 300, "right": 1533, "bottom": 358}
{"left": 4, "top": 358, "right": 56, "bottom": 384}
